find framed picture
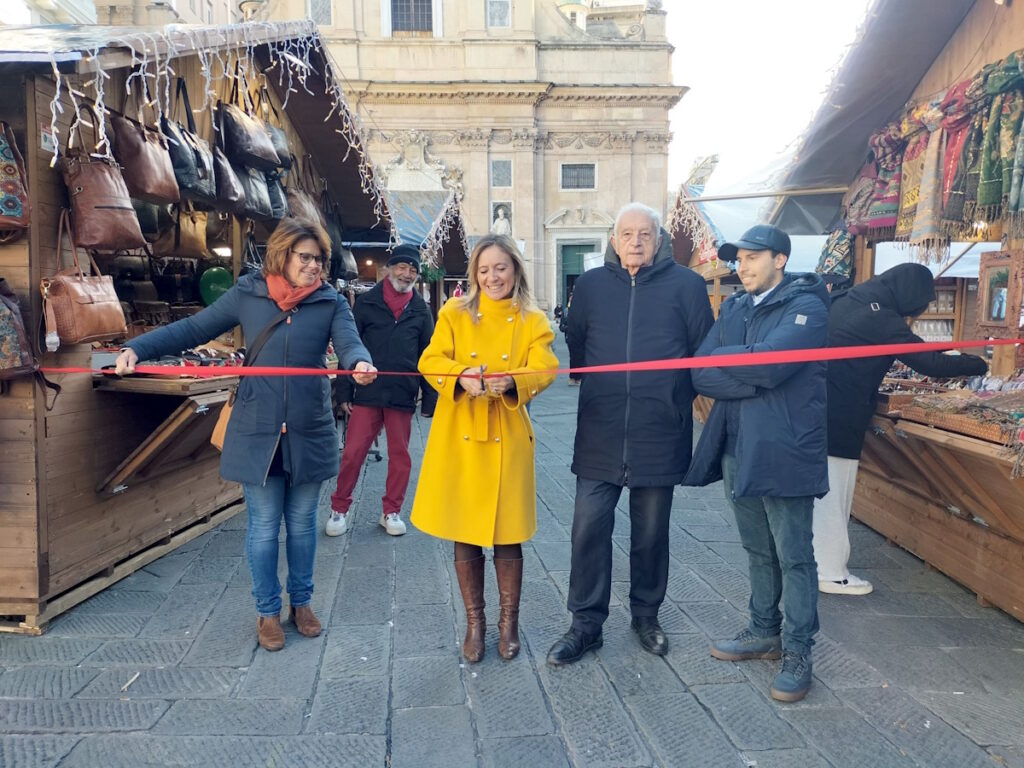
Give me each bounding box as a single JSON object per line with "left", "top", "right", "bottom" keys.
{"left": 976, "top": 250, "right": 1024, "bottom": 339}
{"left": 490, "top": 202, "right": 512, "bottom": 237}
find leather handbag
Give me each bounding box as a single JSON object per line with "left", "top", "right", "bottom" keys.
{"left": 0, "top": 121, "right": 31, "bottom": 242}
{"left": 254, "top": 79, "right": 292, "bottom": 169}
{"left": 111, "top": 77, "right": 180, "bottom": 205}
{"left": 321, "top": 185, "right": 358, "bottom": 280}
{"left": 235, "top": 161, "right": 272, "bottom": 219}
{"left": 211, "top": 307, "right": 292, "bottom": 451}
{"left": 285, "top": 154, "right": 323, "bottom": 224}
{"left": 266, "top": 170, "right": 288, "bottom": 220}
{"left": 214, "top": 145, "right": 246, "bottom": 211}
{"left": 219, "top": 67, "right": 280, "bottom": 172}
{"left": 58, "top": 104, "right": 146, "bottom": 252}
{"left": 153, "top": 202, "right": 207, "bottom": 259}
{"left": 41, "top": 210, "right": 128, "bottom": 349}
{"left": 161, "top": 78, "right": 217, "bottom": 206}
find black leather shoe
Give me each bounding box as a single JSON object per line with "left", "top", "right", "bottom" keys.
{"left": 546, "top": 628, "right": 603, "bottom": 666}
{"left": 631, "top": 616, "right": 668, "bottom": 656}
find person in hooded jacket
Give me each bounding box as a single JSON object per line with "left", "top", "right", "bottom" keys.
{"left": 816, "top": 263, "right": 987, "bottom": 596}
{"left": 327, "top": 244, "right": 438, "bottom": 538}
{"left": 116, "top": 217, "right": 376, "bottom": 652}
{"left": 685, "top": 224, "right": 828, "bottom": 703}
{"left": 546, "top": 203, "right": 714, "bottom": 666}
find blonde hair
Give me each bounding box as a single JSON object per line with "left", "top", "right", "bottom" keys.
{"left": 262, "top": 217, "right": 332, "bottom": 279}
{"left": 460, "top": 234, "right": 534, "bottom": 320}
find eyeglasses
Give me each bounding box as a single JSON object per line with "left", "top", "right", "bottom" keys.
{"left": 292, "top": 249, "right": 327, "bottom": 267}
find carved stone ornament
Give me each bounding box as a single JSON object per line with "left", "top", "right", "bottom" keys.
{"left": 380, "top": 130, "right": 464, "bottom": 194}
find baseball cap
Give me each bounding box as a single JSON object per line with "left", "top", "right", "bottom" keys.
{"left": 717, "top": 224, "right": 791, "bottom": 262}
{"left": 386, "top": 243, "right": 422, "bottom": 269}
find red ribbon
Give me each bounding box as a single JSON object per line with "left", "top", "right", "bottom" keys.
{"left": 39, "top": 338, "right": 1019, "bottom": 379}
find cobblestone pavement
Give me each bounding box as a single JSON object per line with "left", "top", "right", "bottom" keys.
{"left": 3, "top": 333, "right": 1024, "bottom": 767}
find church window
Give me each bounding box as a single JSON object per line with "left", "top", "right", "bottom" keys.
{"left": 491, "top": 160, "right": 512, "bottom": 188}
{"left": 487, "top": 0, "right": 510, "bottom": 28}
{"left": 392, "top": 0, "right": 433, "bottom": 32}
{"left": 561, "top": 163, "right": 596, "bottom": 190}
{"left": 309, "top": 0, "right": 333, "bottom": 25}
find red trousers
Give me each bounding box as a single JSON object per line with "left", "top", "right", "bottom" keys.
{"left": 331, "top": 405, "right": 413, "bottom": 516}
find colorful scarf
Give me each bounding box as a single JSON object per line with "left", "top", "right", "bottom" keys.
{"left": 844, "top": 160, "right": 877, "bottom": 235}
{"left": 266, "top": 273, "right": 321, "bottom": 311}
{"left": 910, "top": 104, "right": 947, "bottom": 254}
{"left": 866, "top": 123, "right": 906, "bottom": 235}
{"left": 1000, "top": 91, "right": 1024, "bottom": 199}
{"left": 895, "top": 110, "right": 929, "bottom": 240}
{"left": 940, "top": 81, "right": 972, "bottom": 210}
{"left": 977, "top": 94, "right": 1008, "bottom": 212}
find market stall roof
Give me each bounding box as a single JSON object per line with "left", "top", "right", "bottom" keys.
{"left": 0, "top": 20, "right": 391, "bottom": 240}
{"left": 771, "top": 0, "right": 976, "bottom": 235}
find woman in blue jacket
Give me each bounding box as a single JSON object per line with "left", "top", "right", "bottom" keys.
{"left": 116, "top": 218, "right": 375, "bottom": 652}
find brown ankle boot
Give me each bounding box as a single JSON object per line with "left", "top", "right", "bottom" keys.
{"left": 290, "top": 604, "right": 322, "bottom": 638}
{"left": 495, "top": 557, "right": 523, "bottom": 660}
{"left": 454, "top": 556, "right": 486, "bottom": 662}
{"left": 257, "top": 615, "right": 285, "bottom": 651}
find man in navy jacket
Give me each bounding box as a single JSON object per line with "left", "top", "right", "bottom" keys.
{"left": 685, "top": 224, "right": 828, "bottom": 703}
{"left": 546, "top": 203, "right": 714, "bottom": 666}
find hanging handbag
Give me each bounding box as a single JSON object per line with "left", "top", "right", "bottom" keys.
{"left": 110, "top": 74, "right": 180, "bottom": 205}
{"left": 132, "top": 199, "right": 163, "bottom": 241}
{"left": 161, "top": 77, "right": 217, "bottom": 206}
{"left": 211, "top": 307, "right": 292, "bottom": 451}
{"left": 320, "top": 184, "right": 358, "bottom": 280}
{"left": 212, "top": 107, "right": 246, "bottom": 212}
{"left": 58, "top": 104, "right": 146, "bottom": 252}
{"left": 0, "top": 121, "right": 31, "bottom": 242}
{"left": 153, "top": 202, "right": 207, "bottom": 259}
{"left": 41, "top": 210, "right": 128, "bottom": 349}
{"left": 254, "top": 78, "right": 292, "bottom": 169}
{"left": 285, "top": 154, "right": 323, "bottom": 224}
{"left": 266, "top": 169, "right": 288, "bottom": 220}
{"left": 234, "top": 162, "right": 272, "bottom": 219}
{"left": 219, "top": 65, "right": 280, "bottom": 172}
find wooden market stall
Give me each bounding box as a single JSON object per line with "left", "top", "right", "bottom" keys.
{"left": 770, "top": 0, "right": 1024, "bottom": 620}
{"left": 0, "top": 21, "right": 391, "bottom": 633}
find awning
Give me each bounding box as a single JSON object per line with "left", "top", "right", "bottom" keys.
{"left": 772, "top": 0, "right": 976, "bottom": 234}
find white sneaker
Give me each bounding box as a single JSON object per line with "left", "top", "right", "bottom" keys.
{"left": 325, "top": 511, "right": 348, "bottom": 537}
{"left": 380, "top": 513, "right": 407, "bottom": 536}
{"left": 819, "top": 574, "right": 873, "bottom": 595}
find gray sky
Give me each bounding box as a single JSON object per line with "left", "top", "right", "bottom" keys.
{"left": 665, "top": 0, "right": 874, "bottom": 194}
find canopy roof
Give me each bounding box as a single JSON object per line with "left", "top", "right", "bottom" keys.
{"left": 0, "top": 20, "right": 390, "bottom": 240}
{"left": 772, "top": 0, "right": 975, "bottom": 234}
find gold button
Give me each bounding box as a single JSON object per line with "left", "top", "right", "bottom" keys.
{"left": 494, "top": 437, "right": 500, "bottom": 443}
{"left": 531, "top": 389, "right": 537, "bottom": 395}
{"left": 470, "top": 352, "right": 477, "bottom": 358}
{"left": 507, "top": 316, "right": 513, "bottom": 322}
{"left": 476, "top": 312, "right": 483, "bottom": 318}
{"left": 463, "top": 435, "right": 469, "bottom": 440}
{"left": 437, "top": 378, "right": 443, "bottom": 384}
{"left": 501, "top": 354, "right": 509, "bottom": 361}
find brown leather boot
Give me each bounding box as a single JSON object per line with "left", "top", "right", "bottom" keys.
{"left": 454, "top": 556, "right": 486, "bottom": 662}
{"left": 495, "top": 557, "right": 523, "bottom": 660}
{"left": 290, "top": 604, "right": 322, "bottom": 638}
{"left": 257, "top": 615, "right": 285, "bottom": 651}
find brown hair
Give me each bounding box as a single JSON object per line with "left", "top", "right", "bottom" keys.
{"left": 262, "top": 217, "right": 332, "bottom": 279}
{"left": 460, "top": 234, "right": 534, "bottom": 320}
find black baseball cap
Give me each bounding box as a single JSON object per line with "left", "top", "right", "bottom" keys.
{"left": 386, "top": 243, "right": 421, "bottom": 270}
{"left": 718, "top": 224, "right": 791, "bottom": 262}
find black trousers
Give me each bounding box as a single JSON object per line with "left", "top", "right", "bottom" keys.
{"left": 567, "top": 477, "right": 673, "bottom": 636}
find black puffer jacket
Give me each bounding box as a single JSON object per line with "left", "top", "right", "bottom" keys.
{"left": 335, "top": 281, "right": 438, "bottom": 415}
{"left": 827, "top": 263, "right": 988, "bottom": 458}
{"left": 566, "top": 229, "right": 714, "bottom": 487}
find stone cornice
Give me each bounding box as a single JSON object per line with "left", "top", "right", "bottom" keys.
{"left": 545, "top": 84, "right": 686, "bottom": 108}
{"left": 345, "top": 81, "right": 685, "bottom": 108}
{"left": 363, "top": 128, "right": 672, "bottom": 153}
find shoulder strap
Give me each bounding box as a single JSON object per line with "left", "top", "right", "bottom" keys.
{"left": 244, "top": 307, "right": 293, "bottom": 366}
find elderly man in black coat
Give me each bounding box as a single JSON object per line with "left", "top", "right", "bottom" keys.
{"left": 816, "top": 263, "right": 987, "bottom": 595}
{"left": 546, "top": 203, "right": 714, "bottom": 665}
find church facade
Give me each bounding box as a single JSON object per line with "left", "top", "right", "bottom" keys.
{"left": 266, "top": 0, "right": 684, "bottom": 307}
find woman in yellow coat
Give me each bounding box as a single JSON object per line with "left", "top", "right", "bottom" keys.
{"left": 411, "top": 234, "right": 557, "bottom": 662}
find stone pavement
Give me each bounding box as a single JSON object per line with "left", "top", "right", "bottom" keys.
{"left": 3, "top": 333, "right": 1024, "bottom": 767}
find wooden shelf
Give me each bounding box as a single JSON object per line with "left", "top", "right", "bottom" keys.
{"left": 94, "top": 374, "right": 238, "bottom": 396}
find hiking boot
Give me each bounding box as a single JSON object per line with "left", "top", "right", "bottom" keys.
{"left": 325, "top": 511, "right": 348, "bottom": 537}
{"left": 290, "top": 604, "right": 322, "bottom": 638}
{"left": 257, "top": 615, "right": 285, "bottom": 652}
{"left": 380, "top": 513, "right": 407, "bottom": 536}
{"left": 710, "top": 629, "right": 782, "bottom": 661}
{"left": 770, "top": 649, "right": 813, "bottom": 702}
{"left": 546, "top": 628, "right": 603, "bottom": 666}
{"left": 819, "top": 574, "right": 873, "bottom": 595}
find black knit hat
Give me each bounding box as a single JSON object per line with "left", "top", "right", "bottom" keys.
{"left": 386, "top": 243, "right": 421, "bottom": 270}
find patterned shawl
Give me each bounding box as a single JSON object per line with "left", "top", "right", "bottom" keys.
{"left": 844, "top": 160, "right": 878, "bottom": 235}
{"left": 895, "top": 110, "right": 929, "bottom": 240}
{"left": 910, "top": 104, "right": 947, "bottom": 253}
{"left": 940, "top": 81, "right": 973, "bottom": 210}
{"left": 867, "top": 123, "right": 906, "bottom": 235}
{"left": 943, "top": 110, "right": 986, "bottom": 233}
{"left": 977, "top": 94, "right": 1008, "bottom": 212}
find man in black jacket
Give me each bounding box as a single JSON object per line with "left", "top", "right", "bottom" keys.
{"left": 816, "top": 263, "right": 987, "bottom": 595}
{"left": 546, "top": 203, "right": 714, "bottom": 665}
{"left": 327, "top": 244, "right": 438, "bottom": 537}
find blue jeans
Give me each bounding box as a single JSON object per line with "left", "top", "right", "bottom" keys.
{"left": 722, "top": 453, "right": 819, "bottom": 656}
{"left": 242, "top": 478, "right": 322, "bottom": 617}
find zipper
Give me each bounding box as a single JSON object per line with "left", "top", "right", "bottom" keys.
{"left": 621, "top": 274, "right": 636, "bottom": 486}
{"left": 282, "top": 308, "right": 296, "bottom": 440}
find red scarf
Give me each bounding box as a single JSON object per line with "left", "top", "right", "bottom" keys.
{"left": 266, "top": 273, "right": 321, "bottom": 311}
{"left": 382, "top": 277, "right": 414, "bottom": 319}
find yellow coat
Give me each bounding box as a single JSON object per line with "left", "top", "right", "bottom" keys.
{"left": 410, "top": 294, "right": 558, "bottom": 547}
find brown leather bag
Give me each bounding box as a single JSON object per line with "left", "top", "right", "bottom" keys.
{"left": 111, "top": 77, "right": 180, "bottom": 205}
{"left": 58, "top": 104, "right": 146, "bottom": 252}
{"left": 41, "top": 210, "right": 127, "bottom": 348}
{"left": 153, "top": 202, "right": 207, "bottom": 259}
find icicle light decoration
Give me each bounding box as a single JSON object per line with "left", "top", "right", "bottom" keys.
{"left": 418, "top": 188, "right": 471, "bottom": 269}
{"left": 45, "top": 20, "right": 389, "bottom": 228}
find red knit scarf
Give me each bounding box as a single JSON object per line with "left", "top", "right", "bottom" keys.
{"left": 382, "top": 277, "right": 414, "bottom": 319}
{"left": 266, "top": 273, "right": 321, "bottom": 311}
